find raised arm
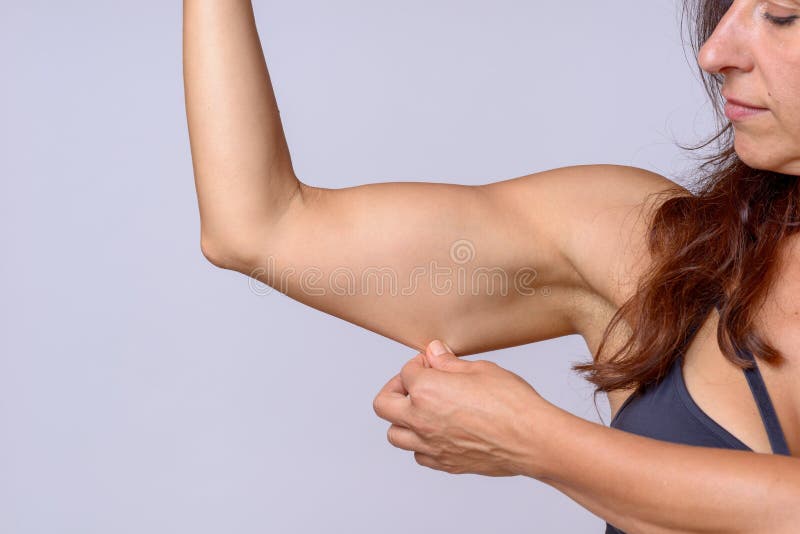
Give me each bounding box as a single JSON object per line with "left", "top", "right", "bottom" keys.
{"left": 182, "top": 0, "right": 683, "bottom": 356}
{"left": 183, "top": 0, "right": 300, "bottom": 253}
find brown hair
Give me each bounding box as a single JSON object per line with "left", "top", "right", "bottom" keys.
{"left": 572, "top": 0, "right": 800, "bottom": 405}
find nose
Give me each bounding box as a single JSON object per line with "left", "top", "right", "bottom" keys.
{"left": 697, "top": 2, "right": 755, "bottom": 76}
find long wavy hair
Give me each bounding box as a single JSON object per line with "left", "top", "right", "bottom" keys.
{"left": 572, "top": 0, "right": 800, "bottom": 404}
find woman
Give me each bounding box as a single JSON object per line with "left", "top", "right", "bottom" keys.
{"left": 183, "top": 0, "right": 800, "bottom": 531}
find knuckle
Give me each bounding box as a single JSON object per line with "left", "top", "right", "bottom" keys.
{"left": 372, "top": 395, "right": 383, "bottom": 417}
{"left": 399, "top": 367, "right": 412, "bottom": 385}
{"left": 438, "top": 359, "right": 457, "bottom": 371}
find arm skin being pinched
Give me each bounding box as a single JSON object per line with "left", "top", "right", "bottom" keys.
{"left": 526, "top": 403, "right": 800, "bottom": 534}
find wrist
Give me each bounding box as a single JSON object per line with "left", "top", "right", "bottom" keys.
{"left": 511, "top": 395, "right": 567, "bottom": 482}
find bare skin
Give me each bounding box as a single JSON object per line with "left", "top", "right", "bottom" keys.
{"left": 183, "top": 0, "right": 800, "bottom": 531}
{"left": 699, "top": 0, "right": 800, "bottom": 175}
{"left": 182, "top": 0, "right": 673, "bottom": 409}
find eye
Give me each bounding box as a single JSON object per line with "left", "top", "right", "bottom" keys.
{"left": 762, "top": 11, "right": 799, "bottom": 26}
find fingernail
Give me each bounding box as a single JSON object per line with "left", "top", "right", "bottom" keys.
{"left": 429, "top": 339, "right": 449, "bottom": 356}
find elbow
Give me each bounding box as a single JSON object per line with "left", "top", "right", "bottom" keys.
{"left": 200, "top": 232, "right": 262, "bottom": 272}
{"left": 200, "top": 234, "right": 237, "bottom": 270}
{"left": 198, "top": 181, "right": 306, "bottom": 271}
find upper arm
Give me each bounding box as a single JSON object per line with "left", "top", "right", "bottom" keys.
{"left": 226, "top": 164, "right": 684, "bottom": 356}
{"left": 481, "top": 163, "right": 685, "bottom": 309}
{"left": 480, "top": 164, "right": 686, "bottom": 352}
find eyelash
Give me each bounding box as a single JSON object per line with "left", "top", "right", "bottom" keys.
{"left": 763, "top": 12, "right": 799, "bottom": 26}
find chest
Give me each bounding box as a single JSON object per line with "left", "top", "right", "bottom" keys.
{"left": 604, "top": 299, "right": 800, "bottom": 456}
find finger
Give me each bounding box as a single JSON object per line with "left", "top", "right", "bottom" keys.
{"left": 399, "top": 353, "right": 428, "bottom": 392}
{"left": 373, "top": 375, "right": 413, "bottom": 426}
{"left": 413, "top": 451, "right": 442, "bottom": 471}
{"left": 420, "top": 350, "right": 431, "bottom": 368}
{"left": 386, "top": 424, "right": 430, "bottom": 453}
{"left": 425, "top": 339, "right": 470, "bottom": 372}
{"left": 378, "top": 372, "right": 407, "bottom": 397}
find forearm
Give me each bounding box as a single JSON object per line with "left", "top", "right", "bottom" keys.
{"left": 520, "top": 402, "right": 800, "bottom": 533}
{"left": 182, "top": 0, "right": 301, "bottom": 258}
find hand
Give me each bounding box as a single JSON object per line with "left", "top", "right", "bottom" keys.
{"left": 372, "top": 339, "right": 549, "bottom": 477}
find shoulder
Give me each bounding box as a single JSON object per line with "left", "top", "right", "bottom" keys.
{"left": 539, "top": 165, "right": 687, "bottom": 344}
{"left": 483, "top": 163, "right": 686, "bottom": 304}
{"left": 477, "top": 164, "right": 687, "bottom": 344}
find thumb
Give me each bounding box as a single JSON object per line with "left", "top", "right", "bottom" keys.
{"left": 425, "top": 339, "right": 464, "bottom": 371}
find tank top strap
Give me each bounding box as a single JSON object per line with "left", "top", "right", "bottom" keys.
{"left": 714, "top": 301, "right": 792, "bottom": 456}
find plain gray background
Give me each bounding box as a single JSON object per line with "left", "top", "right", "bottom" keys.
{"left": 1, "top": 1, "right": 714, "bottom": 533}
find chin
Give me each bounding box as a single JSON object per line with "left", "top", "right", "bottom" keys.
{"left": 737, "top": 153, "right": 797, "bottom": 176}
{"left": 733, "top": 140, "right": 774, "bottom": 172}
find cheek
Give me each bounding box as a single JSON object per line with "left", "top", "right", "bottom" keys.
{"left": 766, "top": 58, "right": 800, "bottom": 139}
{"left": 783, "top": 60, "right": 800, "bottom": 115}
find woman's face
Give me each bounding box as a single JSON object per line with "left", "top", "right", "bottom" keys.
{"left": 698, "top": 0, "right": 800, "bottom": 175}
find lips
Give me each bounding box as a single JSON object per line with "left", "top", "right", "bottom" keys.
{"left": 720, "top": 91, "right": 770, "bottom": 121}
{"left": 724, "top": 101, "right": 769, "bottom": 121}
{"left": 722, "top": 95, "right": 767, "bottom": 110}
